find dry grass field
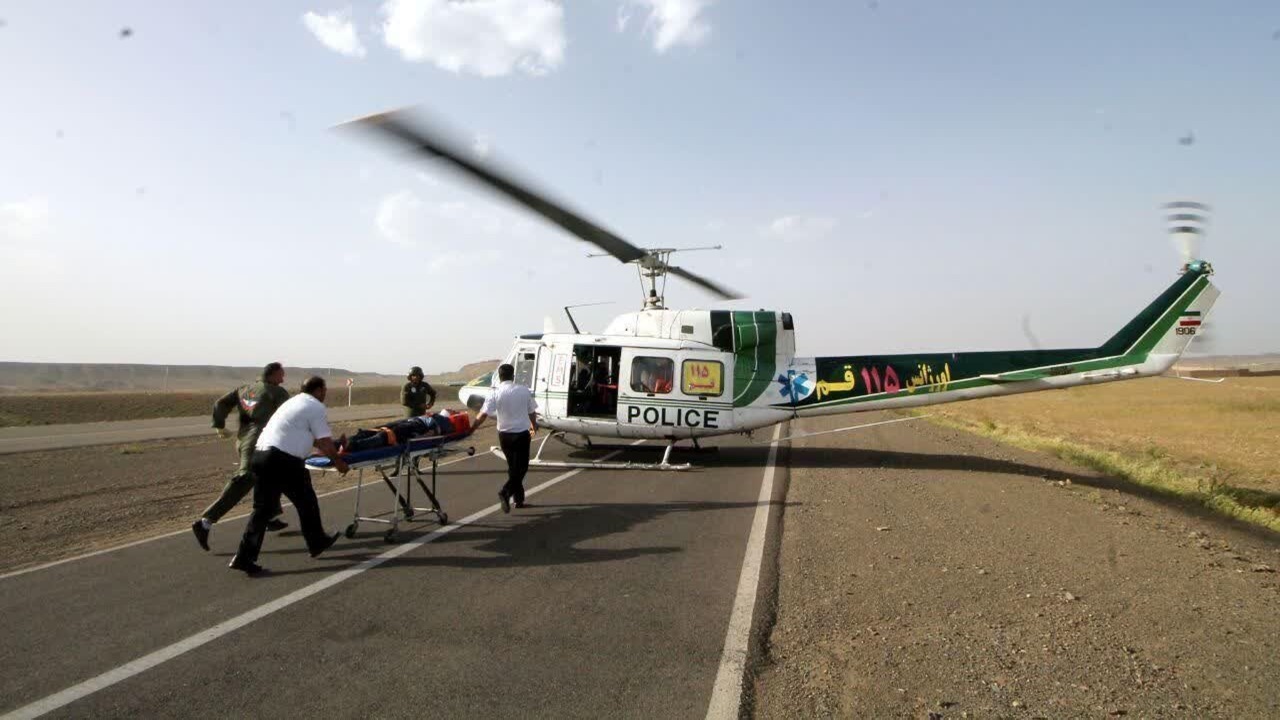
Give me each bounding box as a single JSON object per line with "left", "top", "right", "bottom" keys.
{"left": 0, "top": 360, "right": 499, "bottom": 426}
{"left": 928, "top": 375, "right": 1280, "bottom": 530}
{"left": 0, "top": 385, "right": 419, "bottom": 427}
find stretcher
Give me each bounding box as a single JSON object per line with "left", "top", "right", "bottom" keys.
{"left": 306, "top": 428, "right": 475, "bottom": 543}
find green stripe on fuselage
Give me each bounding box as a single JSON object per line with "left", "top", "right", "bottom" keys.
{"left": 732, "top": 311, "right": 777, "bottom": 407}
{"left": 792, "top": 273, "right": 1209, "bottom": 410}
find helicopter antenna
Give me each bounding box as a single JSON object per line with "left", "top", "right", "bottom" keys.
{"left": 562, "top": 301, "right": 614, "bottom": 334}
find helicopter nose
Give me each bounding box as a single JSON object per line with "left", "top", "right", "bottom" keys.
{"left": 458, "top": 386, "right": 490, "bottom": 411}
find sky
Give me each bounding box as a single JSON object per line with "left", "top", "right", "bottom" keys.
{"left": 1, "top": 0, "right": 1277, "bottom": 375}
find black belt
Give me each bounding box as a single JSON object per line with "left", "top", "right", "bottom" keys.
{"left": 256, "top": 446, "right": 305, "bottom": 464}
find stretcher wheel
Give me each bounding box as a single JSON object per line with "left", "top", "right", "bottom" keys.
{"left": 466, "top": 446, "right": 475, "bottom": 456}
{"left": 344, "top": 523, "right": 357, "bottom": 538}
{"left": 438, "top": 513, "right": 448, "bottom": 525}
{"left": 384, "top": 529, "right": 398, "bottom": 544}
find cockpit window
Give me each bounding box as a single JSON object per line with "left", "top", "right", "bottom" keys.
{"left": 514, "top": 351, "right": 537, "bottom": 388}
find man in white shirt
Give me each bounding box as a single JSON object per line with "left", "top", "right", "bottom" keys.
{"left": 229, "top": 376, "right": 349, "bottom": 575}
{"left": 472, "top": 363, "right": 538, "bottom": 513}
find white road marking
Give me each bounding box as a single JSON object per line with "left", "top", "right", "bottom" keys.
{"left": 1, "top": 445, "right": 637, "bottom": 720}
{"left": 771, "top": 414, "right": 929, "bottom": 443}
{"left": 705, "top": 423, "right": 782, "bottom": 720}
{"left": 0, "top": 452, "right": 483, "bottom": 582}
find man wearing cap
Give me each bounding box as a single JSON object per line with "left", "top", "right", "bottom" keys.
{"left": 193, "top": 362, "right": 290, "bottom": 551}
{"left": 228, "top": 375, "right": 347, "bottom": 576}
{"left": 401, "top": 366, "right": 437, "bottom": 418}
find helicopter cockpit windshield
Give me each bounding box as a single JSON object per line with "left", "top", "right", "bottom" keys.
{"left": 514, "top": 349, "right": 537, "bottom": 388}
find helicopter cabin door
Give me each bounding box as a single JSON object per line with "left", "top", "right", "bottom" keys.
{"left": 542, "top": 345, "right": 574, "bottom": 421}
{"left": 566, "top": 344, "right": 622, "bottom": 420}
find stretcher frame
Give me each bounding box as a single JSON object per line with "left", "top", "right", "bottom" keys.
{"left": 309, "top": 436, "right": 475, "bottom": 543}
{"left": 492, "top": 430, "right": 693, "bottom": 471}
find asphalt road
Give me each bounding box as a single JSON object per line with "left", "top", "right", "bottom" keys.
{"left": 0, "top": 405, "right": 404, "bottom": 455}
{"left": 0, "top": 431, "right": 786, "bottom": 719}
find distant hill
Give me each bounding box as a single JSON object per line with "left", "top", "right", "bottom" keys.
{"left": 0, "top": 360, "right": 501, "bottom": 394}
{"left": 1170, "top": 353, "right": 1280, "bottom": 377}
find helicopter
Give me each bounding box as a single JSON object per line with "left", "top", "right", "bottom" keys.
{"left": 341, "top": 109, "right": 1221, "bottom": 470}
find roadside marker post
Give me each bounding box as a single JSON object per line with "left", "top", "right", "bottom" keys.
{"left": 346, "top": 377, "right": 354, "bottom": 407}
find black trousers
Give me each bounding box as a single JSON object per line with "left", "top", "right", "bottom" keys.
{"left": 497, "top": 430, "right": 531, "bottom": 504}
{"left": 234, "top": 448, "right": 331, "bottom": 565}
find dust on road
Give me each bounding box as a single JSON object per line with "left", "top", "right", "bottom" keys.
{"left": 752, "top": 415, "right": 1279, "bottom": 719}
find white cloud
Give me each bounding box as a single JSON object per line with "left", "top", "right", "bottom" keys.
{"left": 380, "top": 0, "right": 566, "bottom": 77}
{"left": 0, "top": 197, "right": 59, "bottom": 276}
{"left": 624, "top": 0, "right": 716, "bottom": 53}
{"left": 302, "top": 7, "right": 367, "bottom": 58}
{"left": 760, "top": 215, "right": 838, "bottom": 243}
{"left": 0, "top": 197, "right": 50, "bottom": 244}
{"left": 374, "top": 189, "right": 521, "bottom": 270}
{"left": 616, "top": 5, "right": 634, "bottom": 32}
{"left": 375, "top": 190, "right": 426, "bottom": 247}
{"left": 473, "top": 133, "right": 491, "bottom": 159}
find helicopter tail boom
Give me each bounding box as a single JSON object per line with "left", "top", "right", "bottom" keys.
{"left": 769, "top": 261, "right": 1220, "bottom": 418}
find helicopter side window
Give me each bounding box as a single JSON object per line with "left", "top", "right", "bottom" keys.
{"left": 630, "top": 356, "right": 674, "bottom": 395}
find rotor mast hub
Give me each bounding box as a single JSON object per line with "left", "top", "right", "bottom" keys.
{"left": 628, "top": 245, "right": 724, "bottom": 311}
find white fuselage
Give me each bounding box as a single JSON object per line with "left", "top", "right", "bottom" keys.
{"left": 458, "top": 270, "right": 1219, "bottom": 443}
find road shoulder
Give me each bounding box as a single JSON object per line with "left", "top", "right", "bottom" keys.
{"left": 752, "top": 414, "right": 1280, "bottom": 718}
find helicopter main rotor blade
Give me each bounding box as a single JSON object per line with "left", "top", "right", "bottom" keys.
{"left": 339, "top": 108, "right": 646, "bottom": 264}
{"left": 668, "top": 266, "right": 743, "bottom": 300}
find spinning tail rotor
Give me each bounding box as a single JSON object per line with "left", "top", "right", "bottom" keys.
{"left": 1163, "top": 200, "right": 1219, "bottom": 355}
{"left": 1164, "top": 200, "right": 1210, "bottom": 270}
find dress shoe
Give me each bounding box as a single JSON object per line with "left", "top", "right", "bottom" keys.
{"left": 228, "top": 556, "right": 266, "bottom": 575}
{"left": 266, "top": 518, "right": 289, "bottom": 532}
{"left": 498, "top": 492, "right": 511, "bottom": 514}
{"left": 309, "top": 532, "right": 341, "bottom": 558}
{"left": 191, "top": 520, "right": 210, "bottom": 551}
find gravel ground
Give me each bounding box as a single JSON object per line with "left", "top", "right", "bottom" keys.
{"left": 0, "top": 418, "right": 500, "bottom": 573}
{"left": 752, "top": 414, "right": 1279, "bottom": 719}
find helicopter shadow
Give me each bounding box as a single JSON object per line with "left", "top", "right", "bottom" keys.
{"left": 256, "top": 498, "right": 794, "bottom": 576}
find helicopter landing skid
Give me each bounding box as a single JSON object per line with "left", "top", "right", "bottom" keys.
{"left": 490, "top": 432, "right": 693, "bottom": 471}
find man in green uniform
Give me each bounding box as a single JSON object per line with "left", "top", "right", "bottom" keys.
{"left": 401, "top": 366, "right": 437, "bottom": 418}
{"left": 191, "top": 362, "right": 291, "bottom": 551}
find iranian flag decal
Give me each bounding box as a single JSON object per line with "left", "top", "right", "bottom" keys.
{"left": 1179, "top": 310, "right": 1202, "bottom": 327}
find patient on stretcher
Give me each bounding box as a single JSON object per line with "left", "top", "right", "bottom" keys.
{"left": 337, "top": 410, "right": 462, "bottom": 455}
